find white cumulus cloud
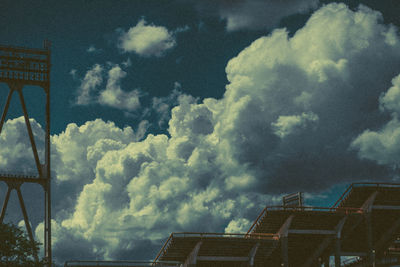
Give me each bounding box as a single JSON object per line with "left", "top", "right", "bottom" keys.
{"left": 87, "top": 45, "right": 101, "bottom": 53}
{"left": 98, "top": 65, "right": 141, "bottom": 112}
{"left": 352, "top": 74, "right": 400, "bottom": 166}
{"left": 271, "top": 112, "right": 319, "bottom": 138}
{"left": 379, "top": 75, "right": 400, "bottom": 114}
{"left": 75, "top": 64, "right": 103, "bottom": 105}
{"left": 351, "top": 118, "right": 400, "bottom": 166}
{"left": 224, "top": 218, "right": 251, "bottom": 233}
{"left": 74, "top": 64, "right": 141, "bottom": 112}
{"left": 119, "top": 19, "right": 177, "bottom": 57}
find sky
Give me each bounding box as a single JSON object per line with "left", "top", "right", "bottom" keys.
{"left": 1, "top": 0, "right": 400, "bottom": 264}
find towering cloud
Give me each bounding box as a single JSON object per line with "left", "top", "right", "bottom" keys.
{"left": 1, "top": 3, "right": 400, "bottom": 264}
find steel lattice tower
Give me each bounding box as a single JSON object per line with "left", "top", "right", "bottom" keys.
{"left": 0, "top": 41, "right": 52, "bottom": 266}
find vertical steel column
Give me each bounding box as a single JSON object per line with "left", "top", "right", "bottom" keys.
{"left": 16, "top": 185, "right": 39, "bottom": 262}
{"left": 0, "top": 186, "right": 12, "bottom": 223}
{"left": 44, "top": 81, "right": 52, "bottom": 267}
{"left": 0, "top": 89, "right": 13, "bottom": 134}
{"left": 17, "top": 87, "right": 43, "bottom": 178}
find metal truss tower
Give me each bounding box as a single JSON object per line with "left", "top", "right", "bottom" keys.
{"left": 0, "top": 41, "right": 52, "bottom": 266}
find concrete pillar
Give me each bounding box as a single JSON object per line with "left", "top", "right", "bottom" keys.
{"left": 281, "top": 236, "right": 289, "bottom": 267}
{"left": 334, "top": 238, "right": 341, "bottom": 267}
{"left": 248, "top": 242, "right": 259, "bottom": 267}
{"left": 366, "top": 214, "right": 375, "bottom": 266}
{"left": 323, "top": 255, "right": 329, "bottom": 267}
{"left": 278, "top": 215, "right": 294, "bottom": 267}
{"left": 183, "top": 241, "right": 202, "bottom": 267}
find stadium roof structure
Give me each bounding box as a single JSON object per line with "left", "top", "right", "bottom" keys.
{"left": 63, "top": 260, "right": 180, "bottom": 267}
{"left": 154, "top": 232, "right": 279, "bottom": 267}
{"left": 153, "top": 183, "right": 400, "bottom": 267}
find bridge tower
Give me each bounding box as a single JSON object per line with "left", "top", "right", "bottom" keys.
{"left": 0, "top": 41, "right": 52, "bottom": 266}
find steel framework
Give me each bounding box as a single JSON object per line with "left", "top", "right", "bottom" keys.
{"left": 0, "top": 41, "right": 51, "bottom": 266}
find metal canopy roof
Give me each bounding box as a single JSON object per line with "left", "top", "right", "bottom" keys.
{"left": 154, "top": 232, "right": 278, "bottom": 265}
{"left": 64, "top": 261, "right": 180, "bottom": 267}
{"left": 333, "top": 183, "right": 400, "bottom": 209}
{"left": 247, "top": 206, "right": 362, "bottom": 235}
